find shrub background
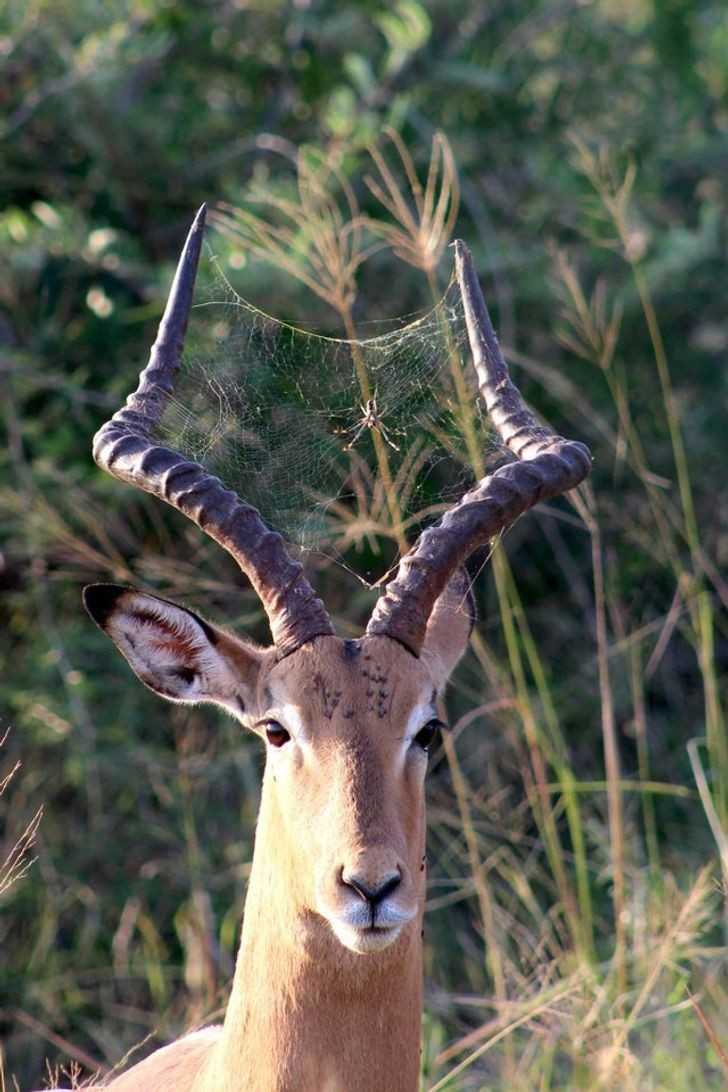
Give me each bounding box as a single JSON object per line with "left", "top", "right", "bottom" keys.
{"left": 1, "top": 2, "right": 727, "bottom": 1088}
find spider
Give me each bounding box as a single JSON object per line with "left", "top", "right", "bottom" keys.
{"left": 342, "top": 395, "right": 400, "bottom": 452}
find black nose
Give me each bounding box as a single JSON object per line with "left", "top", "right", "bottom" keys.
{"left": 341, "top": 871, "right": 401, "bottom": 908}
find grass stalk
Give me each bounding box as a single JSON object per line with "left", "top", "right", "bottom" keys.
{"left": 340, "top": 307, "right": 408, "bottom": 553}
{"left": 629, "top": 641, "right": 661, "bottom": 884}
{"left": 687, "top": 739, "right": 728, "bottom": 886}
{"left": 573, "top": 488, "right": 626, "bottom": 997}
{"left": 498, "top": 559, "right": 595, "bottom": 962}
{"left": 688, "top": 992, "right": 728, "bottom": 1078}
{"left": 442, "top": 732, "right": 509, "bottom": 1017}
{"left": 491, "top": 547, "right": 584, "bottom": 961}
{"left": 627, "top": 259, "right": 726, "bottom": 823}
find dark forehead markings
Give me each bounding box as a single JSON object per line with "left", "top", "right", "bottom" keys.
{"left": 359, "top": 656, "right": 390, "bottom": 717}
{"left": 342, "top": 639, "right": 362, "bottom": 661}
{"left": 262, "top": 685, "right": 272, "bottom": 707}
{"left": 313, "top": 672, "right": 341, "bottom": 720}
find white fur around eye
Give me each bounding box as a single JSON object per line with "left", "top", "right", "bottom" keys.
{"left": 398, "top": 702, "right": 437, "bottom": 768}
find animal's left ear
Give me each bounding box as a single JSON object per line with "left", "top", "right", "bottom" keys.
{"left": 83, "top": 584, "right": 265, "bottom": 717}
{"left": 419, "top": 569, "right": 474, "bottom": 691}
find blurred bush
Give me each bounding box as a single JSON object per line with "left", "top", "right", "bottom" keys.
{"left": 1, "top": 1, "right": 727, "bottom": 1088}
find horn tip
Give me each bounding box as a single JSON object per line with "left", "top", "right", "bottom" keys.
{"left": 176, "top": 203, "right": 208, "bottom": 279}
{"left": 453, "top": 239, "right": 475, "bottom": 280}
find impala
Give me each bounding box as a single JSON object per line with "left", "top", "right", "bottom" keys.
{"left": 51, "top": 206, "right": 590, "bottom": 1091}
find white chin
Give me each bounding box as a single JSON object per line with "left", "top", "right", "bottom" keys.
{"left": 328, "top": 920, "right": 403, "bottom": 954}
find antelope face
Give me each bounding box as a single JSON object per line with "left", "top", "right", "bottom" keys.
{"left": 257, "top": 635, "right": 440, "bottom": 954}
{"left": 84, "top": 583, "right": 473, "bottom": 956}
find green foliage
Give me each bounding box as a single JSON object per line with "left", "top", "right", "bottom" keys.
{"left": 1, "top": 1, "right": 727, "bottom": 1089}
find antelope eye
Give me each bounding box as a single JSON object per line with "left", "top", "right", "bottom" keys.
{"left": 264, "top": 721, "right": 290, "bottom": 748}
{"left": 414, "top": 719, "right": 444, "bottom": 751}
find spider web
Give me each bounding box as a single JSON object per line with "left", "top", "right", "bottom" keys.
{"left": 157, "top": 251, "right": 507, "bottom": 587}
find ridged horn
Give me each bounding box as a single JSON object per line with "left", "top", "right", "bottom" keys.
{"left": 366, "top": 240, "right": 591, "bottom": 654}
{"left": 91, "top": 205, "right": 334, "bottom": 657}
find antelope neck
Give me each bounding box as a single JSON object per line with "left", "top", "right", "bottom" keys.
{"left": 194, "top": 778, "right": 424, "bottom": 1092}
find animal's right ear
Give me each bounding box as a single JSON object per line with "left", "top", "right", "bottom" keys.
{"left": 83, "top": 584, "right": 266, "bottom": 719}
{"left": 419, "top": 569, "right": 475, "bottom": 692}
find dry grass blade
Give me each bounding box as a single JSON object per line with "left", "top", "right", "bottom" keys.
{"left": 428, "top": 983, "right": 581, "bottom": 1091}
{"left": 0, "top": 1010, "right": 106, "bottom": 1081}
{"left": 688, "top": 992, "right": 728, "bottom": 1077}
{"left": 365, "top": 128, "right": 459, "bottom": 277}
{"left": 687, "top": 738, "right": 728, "bottom": 875}
{"left": 0, "top": 734, "right": 43, "bottom": 899}
{"left": 597, "top": 864, "right": 715, "bottom": 1084}
{"left": 0, "top": 806, "right": 43, "bottom": 898}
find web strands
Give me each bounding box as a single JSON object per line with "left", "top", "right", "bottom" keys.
{"left": 156, "top": 260, "right": 504, "bottom": 585}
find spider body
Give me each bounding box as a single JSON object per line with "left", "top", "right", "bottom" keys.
{"left": 344, "top": 396, "right": 400, "bottom": 452}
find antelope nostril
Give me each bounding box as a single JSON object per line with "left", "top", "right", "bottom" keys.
{"left": 341, "top": 870, "right": 401, "bottom": 908}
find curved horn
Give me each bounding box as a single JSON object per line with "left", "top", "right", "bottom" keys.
{"left": 367, "top": 240, "right": 591, "bottom": 654}
{"left": 92, "top": 205, "right": 334, "bottom": 658}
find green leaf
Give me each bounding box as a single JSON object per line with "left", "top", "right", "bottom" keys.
{"left": 376, "top": 0, "right": 431, "bottom": 75}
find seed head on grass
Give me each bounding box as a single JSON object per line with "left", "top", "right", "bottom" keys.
{"left": 213, "top": 148, "right": 380, "bottom": 321}
{"left": 552, "top": 247, "right": 622, "bottom": 373}
{"left": 569, "top": 134, "right": 648, "bottom": 262}
{"left": 364, "top": 128, "right": 459, "bottom": 279}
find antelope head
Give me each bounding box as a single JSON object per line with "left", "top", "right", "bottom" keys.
{"left": 84, "top": 206, "right": 590, "bottom": 959}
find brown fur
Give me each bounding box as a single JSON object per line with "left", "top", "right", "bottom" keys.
{"left": 79, "top": 586, "right": 473, "bottom": 1092}
{"left": 194, "top": 637, "right": 430, "bottom": 1092}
